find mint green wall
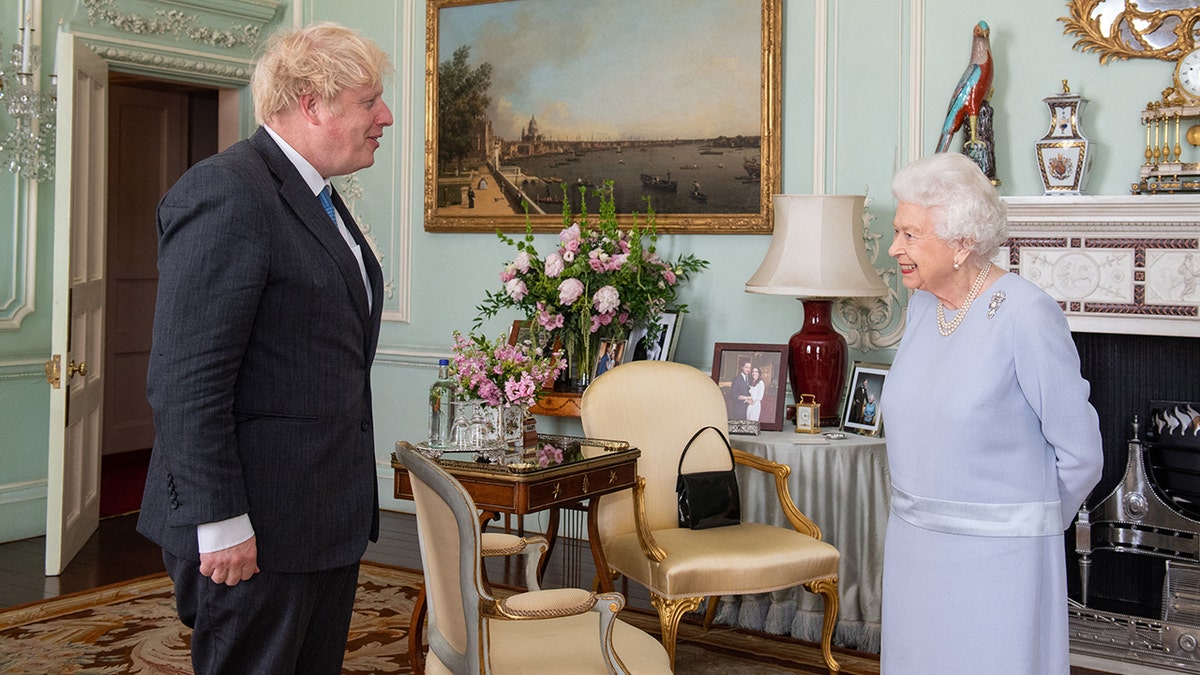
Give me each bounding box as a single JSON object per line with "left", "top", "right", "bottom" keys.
{"left": 0, "top": 0, "right": 1180, "bottom": 537}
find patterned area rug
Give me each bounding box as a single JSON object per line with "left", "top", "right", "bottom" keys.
{"left": 0, "top": 562, "right": 881, "bottom": 674}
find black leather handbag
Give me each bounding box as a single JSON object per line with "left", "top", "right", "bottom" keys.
{"left": 676, "top": 425, "right": 741, "bottom": 530}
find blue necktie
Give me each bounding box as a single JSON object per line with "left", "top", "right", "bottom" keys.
{"left": 318, "top": 186, "right": 338, "bottom": 223}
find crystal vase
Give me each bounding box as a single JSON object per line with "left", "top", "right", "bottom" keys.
{"left": 562, "top": 327, "right": 601, "bottom": 391}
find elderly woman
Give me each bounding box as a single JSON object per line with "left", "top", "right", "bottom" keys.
{"left": 879, "top": 153, "right": 1103, "bottom": 674}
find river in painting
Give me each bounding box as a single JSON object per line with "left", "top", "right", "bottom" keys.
{"left": 503, "top": 141, "right": 761, "bottom": 216}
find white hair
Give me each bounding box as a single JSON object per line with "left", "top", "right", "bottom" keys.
{"left": 891, "top": 152, "right": 1008, "bottom": 261}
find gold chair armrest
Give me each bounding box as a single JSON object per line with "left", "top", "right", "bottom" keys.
{"left": 631, "top": 476, "right": 668, "bottom": 562}
{"left": 732, "top": 447, "right": 823, "bottom": 540}
{"left": 481, "top": 532, "right": 549, "bottom": 592}
{"left": 486, "top": 588, "right": 625, "bottom": 620}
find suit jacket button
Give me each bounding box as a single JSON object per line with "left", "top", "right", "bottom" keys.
{"left": 361, "top": 421, "right": 370, "bottom": 431}
{"left": 170, "top": 499, "right": 179, "bottom": 508}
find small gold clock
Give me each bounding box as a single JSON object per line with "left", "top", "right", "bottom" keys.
{"left": 794, "top": 394, "right": 820, "bottom": 434}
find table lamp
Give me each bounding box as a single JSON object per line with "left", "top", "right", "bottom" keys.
{"left": 746, "top": 195, "right": 887, "bottom": 426}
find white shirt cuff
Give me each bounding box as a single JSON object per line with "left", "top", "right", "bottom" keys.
{"left": 196, "top": 514, "right": 254, "bottom": 553}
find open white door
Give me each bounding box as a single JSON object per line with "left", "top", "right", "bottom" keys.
{"left": 45, "top": 32, "right": 108, "bottom": 576}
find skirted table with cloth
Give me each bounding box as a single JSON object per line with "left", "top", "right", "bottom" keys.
{"left": 718, "top": 430, "right": 890, "bottom": 653}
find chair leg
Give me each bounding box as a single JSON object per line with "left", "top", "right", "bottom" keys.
{"left": 702, "top": 595, "right": 719, "bottom": 630}
{"left": 804, "top": 577, "right": 841, "bottom": 674}
{"left": 649, "top": 593, "right": 704, "bottom": 670}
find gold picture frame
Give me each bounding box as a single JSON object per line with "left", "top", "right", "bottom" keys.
{"left": 424, "top": 0, "right": 782, "bottom": 234}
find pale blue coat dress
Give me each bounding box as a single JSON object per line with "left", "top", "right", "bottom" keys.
{"left": 879, "top": 273, "right": 1103, "bottom": 674}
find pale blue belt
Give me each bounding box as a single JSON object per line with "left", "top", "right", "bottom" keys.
{"left": 890, "top": 484, "right": 1062, "bottom": 537}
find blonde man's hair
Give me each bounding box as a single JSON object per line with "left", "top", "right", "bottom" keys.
{"left": 251, "top": 22, "right": 393, "bottom": 125}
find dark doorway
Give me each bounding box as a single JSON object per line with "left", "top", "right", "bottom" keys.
{"left": 100, "top": 74, "right": 220, "bottom": 517}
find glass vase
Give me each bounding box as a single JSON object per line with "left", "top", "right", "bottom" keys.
{"left": 562, "top": 328, "right": 601, "bottom": 391}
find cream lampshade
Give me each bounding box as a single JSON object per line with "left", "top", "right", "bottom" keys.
{"left": 746, "top": 194, "right": 887, "bottom": 425}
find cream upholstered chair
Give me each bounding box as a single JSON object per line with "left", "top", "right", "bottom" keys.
{"left": 581, "top": 360, "right": 842, "bottom": 672}
{"left": 395, "top": 442, "right": 671, "bottom": 674}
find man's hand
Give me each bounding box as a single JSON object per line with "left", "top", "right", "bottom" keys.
{"left": 199, "top": 536, "right": 260, "bottom": 586}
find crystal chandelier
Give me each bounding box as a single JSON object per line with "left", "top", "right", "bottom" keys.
{"left": 0, "top": 0, "right": 55, "bottom": 182}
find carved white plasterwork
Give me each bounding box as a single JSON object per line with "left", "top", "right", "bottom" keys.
{"left": 1146, "top": 249, "right": 1200, "bottom": 304}
{"left": 1004, "top": 195, "right": 1200, "bottom": 337}
{"left": 0, "top": 182, "right": 36, "bottom": 330}
{"left": 86, "top": 42, "right": 251, "bottom": 84}
{"left": 334, "top": 173, "right": 394, "bottom": 303}
{"left": 837, "top": 194, "right": 906, "bottom": 352}
{"left": 81, "top": 0, "right": 263, "bottom": 49}
{"left": 1018, "top": 247, "right": 1132, "bottom": 303}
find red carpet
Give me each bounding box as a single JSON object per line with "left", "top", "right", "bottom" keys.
{"left": 99, "top": 449, "right": 151, "bottom": 518}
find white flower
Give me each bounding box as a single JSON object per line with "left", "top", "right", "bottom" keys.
{"left": 593, "top": 285, "right": 620, "bottom": 314}
{"left": 505, "top": 278, "right": 527, "bottom": 301}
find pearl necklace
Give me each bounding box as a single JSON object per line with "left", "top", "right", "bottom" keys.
{"left": 936, "top": 262, "right": 991, "bottom": 337}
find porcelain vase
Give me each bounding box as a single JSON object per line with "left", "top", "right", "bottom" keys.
{"left": 1035, "top": 82, "right": 1092, "bottom": 195}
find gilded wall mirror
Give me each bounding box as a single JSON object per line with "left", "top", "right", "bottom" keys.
{"left": 1062, "top": 0, "right": 1200, "bottom": 63}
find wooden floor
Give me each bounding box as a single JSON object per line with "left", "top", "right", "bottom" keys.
{"left": 0, "top": 509, "right": 653, "bottom": 612}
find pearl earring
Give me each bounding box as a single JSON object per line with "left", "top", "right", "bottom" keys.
{"left": 953, "top": 261, "right": 960, "bottom": 270}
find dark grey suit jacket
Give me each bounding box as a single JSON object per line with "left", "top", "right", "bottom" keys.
{"left": 138, "top": 127, "right": 384, "bottom": 573}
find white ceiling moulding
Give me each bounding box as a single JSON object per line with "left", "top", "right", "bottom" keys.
{"left": 67, "top": 0, "right": 281, "bottom": 87}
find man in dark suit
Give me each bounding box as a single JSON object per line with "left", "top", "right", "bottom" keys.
{"left": 137, "top": 22, "right": 391, "bottom": 674}
{"left": 727, "top": 360, "right": 753, "bottom": 419}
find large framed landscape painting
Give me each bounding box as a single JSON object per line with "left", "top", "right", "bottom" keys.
{"left": 424, "top": 0, "right": 782, "bottom": 234}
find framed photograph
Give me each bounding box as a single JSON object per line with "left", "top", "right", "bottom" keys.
{"left": 424, "top": 0, "right": 782, "bottom": 234}
{"left": 710, "top": 343, "right": 789, "bottom": 432}
{"left": 624, "top": 311, "right": 682, "bottom": 363}
{"left": 594, "top": 339, "right": 626, "bottom": 379}
{"left": 506, "top": 319, "right": 531, "bottom": 346}
{"left": 842, "top": 362, "right": 890, "bottom": 437}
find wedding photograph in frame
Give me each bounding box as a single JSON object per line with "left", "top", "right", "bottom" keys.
{"left": 506, "top": 319, "right": 531, "bottom": 345}
{"left": 424, "top": 0, "right": 782, "bottom": 234}
{"left": 842, "top": 362, "right": 890, "bottom": 437}
{"left": 624, "top": 310, "right": 682, "bottom": 363}
{"left": 710, "top": 343, "right": 789, "bottom": 432}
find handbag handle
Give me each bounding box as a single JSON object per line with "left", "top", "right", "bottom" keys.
{"left": 677, "top": 425, "right": 735, "bottom": 474}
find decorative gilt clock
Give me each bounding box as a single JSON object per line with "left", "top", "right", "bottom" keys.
{"left": 1061, "top": 1, "right": 1200, "bottom": 193}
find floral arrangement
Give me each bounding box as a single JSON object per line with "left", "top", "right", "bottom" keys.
{"left": 475, "top": 181, "right": 707, "bottom": 374}
{"left": 448, "top": 331, "right": 565, "bottom": 408}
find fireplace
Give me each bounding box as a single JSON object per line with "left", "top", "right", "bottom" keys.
{"left": 1005, "top": 196, "right": 1200, "bottom": 671}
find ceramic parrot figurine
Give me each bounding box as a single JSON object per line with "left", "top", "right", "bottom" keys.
{"left": 935, "top": 21, "right": 993, "bottom": 154}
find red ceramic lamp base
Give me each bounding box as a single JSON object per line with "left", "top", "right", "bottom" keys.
{"left": 787, "top": 299, "right": 847, "bottom": 427}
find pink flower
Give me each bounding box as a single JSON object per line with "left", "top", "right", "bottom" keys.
{"left": 504, "top": 373, "right": 537, "bottom": 403}
{"left": 559, "top": 223, "right": 581, "bottom": 255}
{"left": 661, "top": 265, "right": 677, "bottom": 285}
{"left": 593, "top": 285, "right": 620, "bottom": 314}
{"left": 537, "top": 443, "right": 564, "bottom": 467}
{"left": 544, "top": 252, "right": 564, "bottom": 278}
{"left": 591, "top": 312, "right": 614, "bottom": 332}
{"left": 513, "top": 251, "right": 532, "bottom": 273}
{"left": 505, "top": 278, "right": 527, "bottom": 301}
{"left": 537, "top": 304, "right": 565, "bottom": 330}
{"left": 558, "top": 278, "right": 584, "bottom": 305}
{"left": 499, "top": 267, "right": 516, "bottom": 283}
